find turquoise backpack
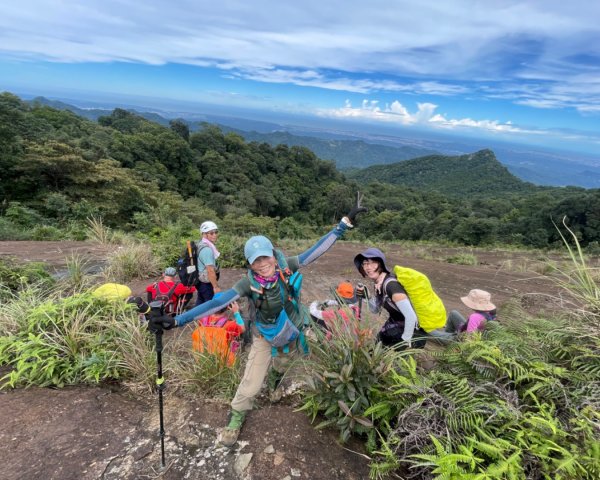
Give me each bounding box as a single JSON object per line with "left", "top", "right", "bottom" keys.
{"left": 247, "top": 250, "right": 308, "bottom": 356}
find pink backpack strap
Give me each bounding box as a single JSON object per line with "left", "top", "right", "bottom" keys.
{"left": 200, "top": 315, "right": 228, "bottom": 327}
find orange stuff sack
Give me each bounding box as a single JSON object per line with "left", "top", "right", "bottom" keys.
{"left": 192, "top": 314, "right": 237, "bottom": 366}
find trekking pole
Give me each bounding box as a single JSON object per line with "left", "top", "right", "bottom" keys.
{"left": 149, "top": 301, "right": 167, "bottom": 469}
{"left": 356, "top": 283, "right": 364, "bottom": 320}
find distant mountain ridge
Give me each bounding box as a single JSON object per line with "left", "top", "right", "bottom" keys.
{"left": 25, "top": 95, "right": 600, "bottom": 189}
{"left": 221, "top": 129, "right": 440, "bottom": 169}
{"left": 347, "top": 149, "right": 534, "bottom": 197}
{"left": 28, "top": 96, "right": 171, "bottom": 126}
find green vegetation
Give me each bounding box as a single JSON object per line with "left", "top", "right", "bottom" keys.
{"left": 230, "top": 129, "right": 438, "bottom": 169}
{"left": 299, "top": 305, "right": 600, "bottom": 479}
{"left": 0, "top": 292, "right": 147, "bottom": 388}
{"left": 347, "top": 149, "right": 531, "bottom": 197}
{"left": 0, "top": 257, "right": 55, "bottom": 297}
{"left": 3, "top": 91, "right": 600, "bottom": 249}
{"left": 446, "top": 252, "right": 478, "bottom": 265}
{"left": 296, "top": 230, "right": 600, "bottom": 479}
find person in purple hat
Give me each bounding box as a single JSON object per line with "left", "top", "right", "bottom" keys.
{"left": 354, "top": 247, "right": 427, "bottom": 349}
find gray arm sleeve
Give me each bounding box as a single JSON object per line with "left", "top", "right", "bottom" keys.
{"left": 394, "top": 298, "right": 418, "bottom": 342}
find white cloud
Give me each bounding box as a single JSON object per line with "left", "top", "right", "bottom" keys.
{"left": 317, "top": 99, "right": 538, "bottom": 135}
{"left": 0, "top": 1, "right": 599, "bottom": 112}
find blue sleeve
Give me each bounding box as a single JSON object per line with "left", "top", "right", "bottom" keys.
{"left": 174, "top": 289, "right": 239, "bottom": 326}
{"left": 198, "top": 246, "right": 215, "bottom": 267}
{"left": 233, "top": 311, "right": 245, "bottom": 327}
{"left": 297, "top": 220, "right": 349, "bottom": 267}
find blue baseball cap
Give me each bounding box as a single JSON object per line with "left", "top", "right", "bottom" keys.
{"left": 244, "top": 235, "right": 274, "bottom": 264}
{"left": 164, "top": 267, "right": 177, "bottom": 276}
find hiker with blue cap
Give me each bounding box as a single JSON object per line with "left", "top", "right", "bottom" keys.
{"left": 149, "top": 195, "right": 367, "bottom": 447}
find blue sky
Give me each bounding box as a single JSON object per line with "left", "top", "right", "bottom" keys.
{"left": 1, "top": 0, "right": 599, "bottom": 154}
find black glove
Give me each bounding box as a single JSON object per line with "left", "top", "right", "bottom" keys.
{"left": 355, "top": 283, "right": 368, "bottom": 299}
{"left": 148, "top": 313, "right": 176, "bottom": 332}
{"left": 346, "top": 192, "right": 367, "bottom": 225}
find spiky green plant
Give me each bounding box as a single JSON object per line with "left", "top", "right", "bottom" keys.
{"left": 58, "top": 253, "right": 96, "bottom": 294}
{"left": 446, "top": 253, "right": 478, "bottom": 265}
{"left": 553, "top": 217, "right": 600, "bottom": 323}
{"left": 103, "top": 238, "right": 160, "bottom": 283}
{"left": 298, "top": 309, "right": 409, "bottom": 444}
{"left": 0, "top": 284, "right": 51, "bottom": 336}
{"left": 167, "top": 333, "right": 243, "bottom": 400}
{"left": 86, "top": 215, "right": 113, "bottom": 244}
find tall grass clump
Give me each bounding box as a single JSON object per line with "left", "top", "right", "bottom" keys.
{"left": 58, "top": 253, "right": 97, "bottom": 294}
{"left": 0, "top": 284, "right": 51, "bottom": 336}
{"left": 0, "top": 292, "right": 156, "bottom": 389}
{"left": 103, "top": 239, "right": 159, "bottom": 283}
{"left": 445, "top": 252, "right": 478, "bottom": 265}
{"left": 553, "top": 218, "right": 600, "bottom": 324}
{"left": 0, "top": 258, "right": 55, "bottom": 297}
{"left": 167, "top": 328, "right": 243, "bottom": 400}
{"left": 86, "top": 215, "right": 113, "bottom": 244}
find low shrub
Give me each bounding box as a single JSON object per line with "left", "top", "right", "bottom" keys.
{"left": 0, "top": 258, "right": 55, "bottom": 295}
{"left": 299, "top": 310, "right": 407, "bottom": 444}
{"left": 167, "top": 330, "right": 243, "bottom": 400}
{"left": 0, "top": 292, "right": 154, "bottom": 388}
{"left": 446, "top": 252, "right": 478, "bottom": 265}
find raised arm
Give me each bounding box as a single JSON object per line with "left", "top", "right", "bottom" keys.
{"left": 298, "top": 196, "right": 368, "bottom": 267}
{"left": 297, "top": 219, "right": 350, "bottom": 266}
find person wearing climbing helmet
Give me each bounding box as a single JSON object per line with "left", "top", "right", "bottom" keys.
{"left": 195, "top": 220, "right": 221, "bottom": 306}
{"left": 149, "top": 194, "right": 368, "bottom": 447}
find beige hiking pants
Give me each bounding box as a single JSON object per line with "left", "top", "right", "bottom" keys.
{"left": 230, "top": 335, "right": 300, "bottom": 412}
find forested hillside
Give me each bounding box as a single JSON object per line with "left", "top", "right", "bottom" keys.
{"left": 227, "top": 129, "right": 439, "bottom": 169}
{"left": 347, "top": 149, "right": 533, "bottom": 197}
{"left": 2, "top": 91, "right": 600, "bottom": 249}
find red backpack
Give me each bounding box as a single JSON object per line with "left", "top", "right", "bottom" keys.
{"left": 151, "top": 281, "right": 179, "bottom": 315}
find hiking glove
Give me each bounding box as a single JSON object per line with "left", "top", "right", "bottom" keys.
{"left": 148, "top": 314, "right": 176, "bottom": 332}
{"left": 356, "top": 283, "right": 369, "bottom": 299}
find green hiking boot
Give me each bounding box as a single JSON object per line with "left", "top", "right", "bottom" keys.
{"left": 218, "top": 409, "right": 246, "bottom": 447}
{"left": 268, "top": 369, "right": 285, "bottom": 403}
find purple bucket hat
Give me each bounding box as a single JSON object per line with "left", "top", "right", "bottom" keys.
{"left": 353, "top": 247, "right": 391, "bottom": 276}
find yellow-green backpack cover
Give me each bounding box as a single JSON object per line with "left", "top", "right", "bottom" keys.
{"left": 393, "top": 266, "right": 446, "bottom": 332}
{"left": 92, "top": 283, "right": 132, "bottom": 301}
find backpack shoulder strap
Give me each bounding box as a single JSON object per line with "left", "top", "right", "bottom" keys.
{"left": 165, "top": 281, "right": 178, "bottom": 299}
{"left": 382, "top": 275, "right": 396, "bottom": 298}
{"left": 196, "top": 241, "right": 212, "bottom": 268}
{"left": 381, "top": 275, "right": 400, "bottom": 311}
